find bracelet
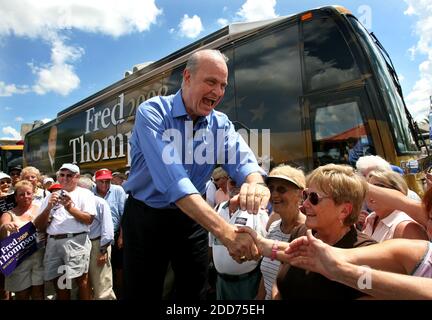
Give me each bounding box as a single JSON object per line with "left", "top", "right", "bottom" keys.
{"left": 271, "top": 240, "right": 279, "bottom": 261}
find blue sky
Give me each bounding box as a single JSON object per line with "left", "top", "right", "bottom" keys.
{"left": 1, "top": 0, "right": 431, "bottom": 139}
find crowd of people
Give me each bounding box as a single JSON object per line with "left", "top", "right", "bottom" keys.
{"left": 0, "top": 164, "right": 127, "bottom": 300}
{"left": 1, "top": 48, "right": 432, "bottom": 301}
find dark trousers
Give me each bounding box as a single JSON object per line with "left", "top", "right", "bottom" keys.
{"left": 122, "top": 195, "right": 209, "bottom": 300}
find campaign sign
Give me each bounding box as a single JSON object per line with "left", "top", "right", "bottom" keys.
{"left": 0, "top": 194, "right": 16, "bottom": 215}
{"left": 0, "top": 222, "right": 38, "bottom": 276}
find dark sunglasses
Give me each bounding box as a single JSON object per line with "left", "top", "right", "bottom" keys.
{"left": 59, "top": 173, "right": 75, "bottom": 178}
{"left": 302, "top": 190, "right": 330, "bottom": 206}
{"left": 268, "top": 185, "right": 289, "bottom": 194}
{"left": 0, "top": 180, "right": 11, "bottom": 185}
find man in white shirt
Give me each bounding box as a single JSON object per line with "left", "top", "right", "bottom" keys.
{"left": 34, "top": 163, "right": 96, "bottom": 300}
{"left": 209, "top": 178, "right": 268, "bottom": 299}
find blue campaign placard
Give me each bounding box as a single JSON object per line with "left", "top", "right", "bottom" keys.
{"left": 0, "top": 222, "right": 38, "bottom": 276}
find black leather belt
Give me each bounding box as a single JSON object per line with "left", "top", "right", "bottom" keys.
{"left": 217, "top": 266, "right": 260, "bottom": 282}
{"left": 90, "top": 236, "right": 101, "bottom": 241}
{"left": 49, "top": 231, "right": 87, "bottom": 240}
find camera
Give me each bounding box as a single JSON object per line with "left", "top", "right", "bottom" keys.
{"left": 59, "top": 190, "right": 68, "bottom": 200}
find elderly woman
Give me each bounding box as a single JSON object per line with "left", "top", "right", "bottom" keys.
{"left": 0, "top": 180, "right": 44, "bottom": 300}
{"left": 364, "top": 170, "right": 428, "bottom": 241}
{"left": 255, "top": 165, "right": 305, "bottom": 300}
{"left": 20, "top": 166, "right": 48, "bottom": 207}
{"left": 240, "top": 164, "right": 376, "bottom": 299}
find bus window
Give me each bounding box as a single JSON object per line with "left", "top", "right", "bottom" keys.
{"left": 308, "top": 94, "right": 374, "bottom": 168}
{"left": 302, "top": 17, "right": 361, "bottom": 92}
{"left": 347, "top": 16, "right": 417, "bottom": 153}
{"left": 216, "top": 48, "right": 236, "bottom": 120}
{"left": 233, "top": 23, "right": 304, "bottom": 168}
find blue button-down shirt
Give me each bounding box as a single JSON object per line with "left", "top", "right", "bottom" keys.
{"left": 93, "top": 184, "right": 127, "bottom": 232}
{"left": 89, "top": 196, "right": 114, "bottom": 248}
{"left": 123, "top": 90, "right": 264, "bottom": 208}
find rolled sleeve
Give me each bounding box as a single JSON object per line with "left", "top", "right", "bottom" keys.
{"left": 166, "top": 177, "right": 200, "bottom": 204}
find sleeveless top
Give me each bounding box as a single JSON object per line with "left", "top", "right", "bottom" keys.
{"left": 412, "top": 242, "right": 432, "bottom": 278}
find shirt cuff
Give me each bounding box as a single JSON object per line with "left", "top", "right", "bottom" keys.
{"left": 166, "top": 177, "right": 200, "bottom": 204}
{"left": 233, "top": 163, "right": 266, "bottom": 185}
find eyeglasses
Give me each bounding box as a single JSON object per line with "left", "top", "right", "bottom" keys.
{"left": 302, "top": 190, "right": 330, "bottom": 206}
{"left": 0, "top": 180, "right": 11, "bottom": 185}
{"left": 268, "top": 185, "right": 289, "bottom": 194}
{"left": 9, "top": 172, "right": 20, "bottom": 177}
{"left": 59, "top": 173, "right": 75, "bottom": 178}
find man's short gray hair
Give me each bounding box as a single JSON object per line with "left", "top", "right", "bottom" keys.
{"left": 185, "top": 49, "right": 228, "bottom": 74}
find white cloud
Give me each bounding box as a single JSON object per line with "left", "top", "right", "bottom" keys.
{"left": 0, "top": 81, "right": 30, "bottom": 96}
{"left": 41, "top": 118, "right": 52, "bottom": 124}
{"left": 404, "top": 0, "right": 432, "bottom": 120}
{"left": 0, "top": 0, "right": 162, "bottom": 39}
{"left": 0, "top": 0, "right": 162, "bottom": 96}
{"left": 236, "top": 0, "right": 278, "bottom": 22}
{"left": 217, "top": 18, "right": 228, "bottom": 27}
{"left": 15, "top": 116, "right": 23, "bottom": 122}
{"left": 1, "top": 126, "right": 21, "bottom": 140}
{"left": 178, "top": 14, "right": 203, "bottom": 38}
{"left": 30, "top": 38, "right": 83, "bottom": 95}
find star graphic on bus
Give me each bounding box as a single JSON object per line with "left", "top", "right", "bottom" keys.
{"left": 250, "top": 103, "right": 266, "bottom": 122}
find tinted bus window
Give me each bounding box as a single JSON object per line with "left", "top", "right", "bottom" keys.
{"left": 311, "top": 98, "right": 373, "bottom": 167}
{"left": 234, "top": 23, "right": 304, "bottom": 169}
{"left": 303, "top": 18, "right": 361, "bottom": 91}
{"left": 348, "top": 16, "right": 417, "bottom": 153}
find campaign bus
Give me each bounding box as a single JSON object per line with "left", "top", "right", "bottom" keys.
{"left": 24, "top": 5, "right": 429, "bottom": 191}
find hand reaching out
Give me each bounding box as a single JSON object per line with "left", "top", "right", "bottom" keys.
{"left": 283, "top": 230, "right": 345, "bottom": 281}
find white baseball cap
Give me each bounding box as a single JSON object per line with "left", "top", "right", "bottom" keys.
{"left": 59, "top": 163, "right": 80, "bottom": 174}
{"left": 43, "top": 177, "right": 54, "bottom": 184}
{"left": 0, "top": 172, "right": 11, "bottom": 181}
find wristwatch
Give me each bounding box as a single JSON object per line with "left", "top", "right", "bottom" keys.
{"left": 100, "top": 247, "right": 108, "bottom": 255}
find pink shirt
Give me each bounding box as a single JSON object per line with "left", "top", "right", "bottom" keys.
{"left": 363, "top": 210, "right": 414, "bottom": 242}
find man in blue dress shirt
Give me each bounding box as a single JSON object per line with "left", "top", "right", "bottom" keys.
{"left": 122, "top": 49, "right": 270, "bottom": 300}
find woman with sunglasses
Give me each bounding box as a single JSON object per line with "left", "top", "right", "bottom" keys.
{"left": 0, "top": 180, "right": 44, "bottom": 300}
{"left": 239, "top": 164, "right": 376, "bottom": 299}
{"left": 255, "top": 165, "right": 305, "bottom": 300}
{"left": 363, "top": 170, "right": 428, "bottom": 242}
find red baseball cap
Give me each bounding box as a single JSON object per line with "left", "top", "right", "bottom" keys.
{"left": 48, "top": 183, "right": 62, "bottom": 192}
{"left": 95, "top": 169, "right": 113, "bottom": 180}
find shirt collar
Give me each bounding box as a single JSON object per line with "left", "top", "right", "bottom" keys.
{"left": 172, "top": 89, "right": 211, "bottom": 126}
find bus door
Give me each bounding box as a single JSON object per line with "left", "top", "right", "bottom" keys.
{"left": 303, "top": 87, "right": 382, "bottom": 170}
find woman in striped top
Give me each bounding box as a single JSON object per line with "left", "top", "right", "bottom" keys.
{"left": 255, "top": 165, "right": 306, "bottom": 300}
